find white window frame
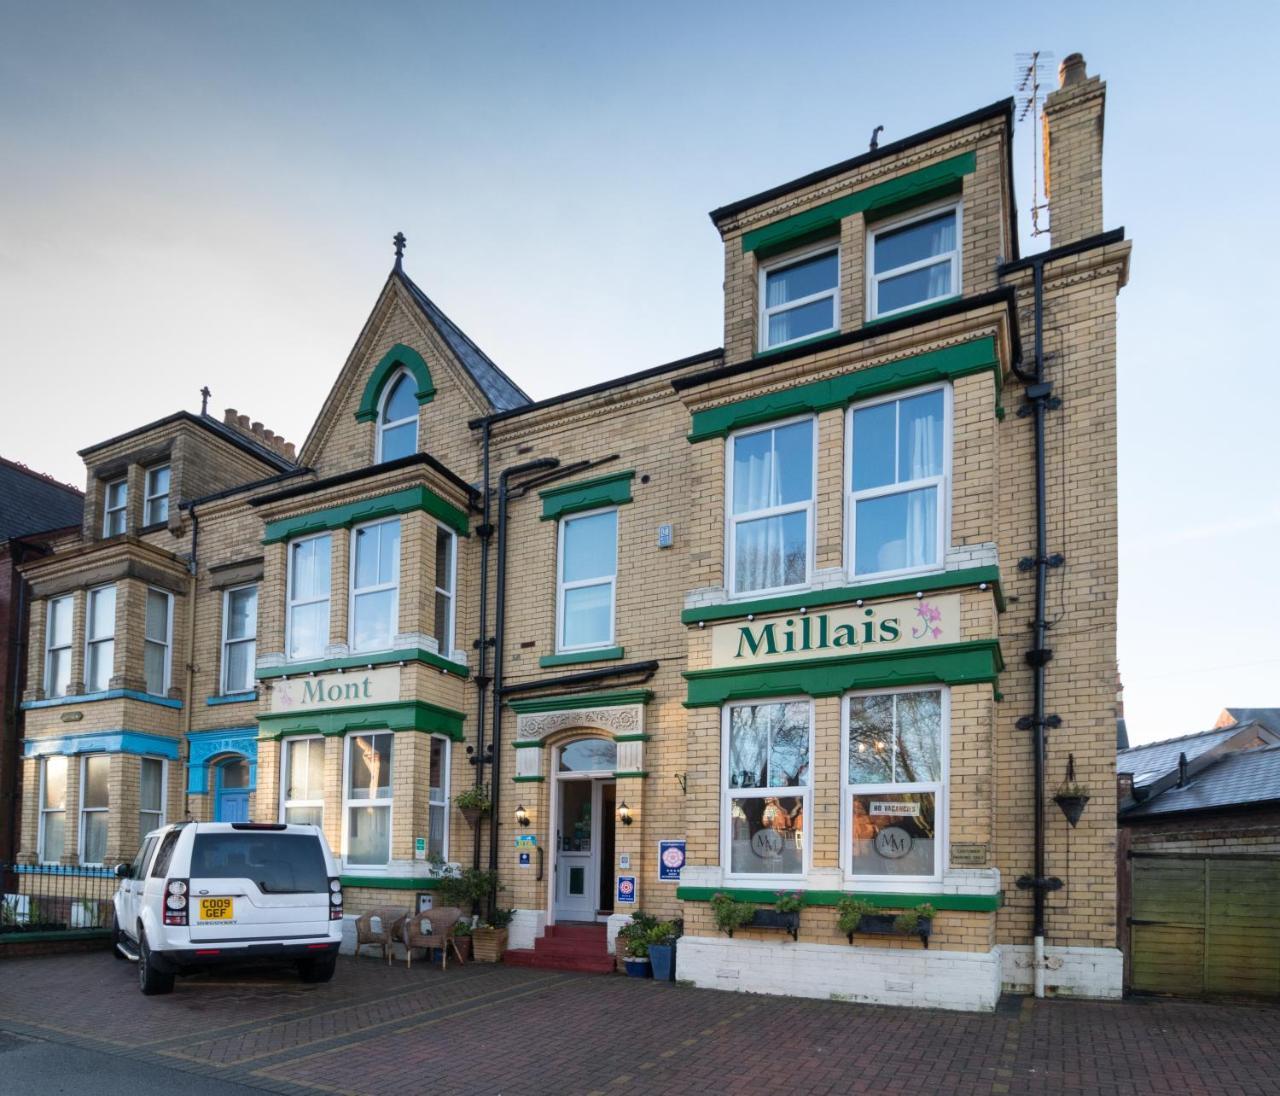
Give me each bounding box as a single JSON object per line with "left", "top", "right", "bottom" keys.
{"left": 428, "top": 734, "right": 450, "bottom": 861}
{"left": 280, "top": 736, "right": 325, "bottom": 827}
{"left": 375, "top": 367, "right": 419, "bottom": 463}
{"left": 144, "top": 464, "right": 170, "bottom": 525}
{"left": 341, "top": 732, "right": 394, "bottom": 869}
{"left": 725, "top": 414, "right": 817, "bottom": 598}
{"left": 758, "top": 242, "right": 840, "bottom": 351}
{"left": 555, "top": 506, "right": 617, "bottom": 654}
{"left": 845, "top": 383, "right": 951, "bottom": 582}
{"left": 44, "top": 594, "right": 73, "bottom": 698}
{"left": 102, "top": 478, "right": 128, "bottom": 536}
{"left": 78, "top": 754, "right": 110, "bottom": 867}
{"left": 139, "top": 757, "right": 167, "bottom": 838}
{"left": 84, "top": 584, "right": 116, "bottom": 693}
{"left": 143, "top": 587, "right": 173, "bottom": 696}
{"left": 348, "top": 518, "right": 401, "bottom": 654}
{"left": 866, "top": 200, "right": 962, "bottom": 321}
{"left": 38, "top": 755, "right": 67, "bottom": 865}
{"left": 720, "top": 697, "right": 814, "bottom": 884}
{"left": 220, "top": 583, "right": 258, "bottom": 694}
{"left": 286, "top": 532, "right": 332, "bottom": 662}
{"left": 433, "top": 525, "right": 457, "bottom": 661}
{"left": 840, "top": 685, "right": 949, "bottom": 886}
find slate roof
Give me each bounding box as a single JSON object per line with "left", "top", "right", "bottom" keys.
{"left": 79, "top": 411, "right": 297, "bottom": 472}
{"left": 397, "top": 271, "right": 531, "bottom": 412}
{"left": 1117, "top": 726, "right": 1241, "bottom": 787}
{"left": 0, "top": 457, "right": 84, "bottom": 542}
{"left": 1123, "top": 743, "right": 1280, "bottom": 818}
{"left": 1221, "top": 708, "right": 1280, "bottom": 736}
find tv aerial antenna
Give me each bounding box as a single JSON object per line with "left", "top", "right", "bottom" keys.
{"left": 1016, "top": 50, "right": 1053, "bottom": 236}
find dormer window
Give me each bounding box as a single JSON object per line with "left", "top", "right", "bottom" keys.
{"left": 759, "top": 245, "right": 839, "bottom": 351}
{"left": 144, "top": 464, "right": 170, "bottom": 525}
{"left": 377, "top": 370, "right": 418, "bottom": 463}
{"left": 867, "top": 203, "right": 960, "bottom": 320}
{"left": 103, "top": 478, "right": 128, "bottom": 536}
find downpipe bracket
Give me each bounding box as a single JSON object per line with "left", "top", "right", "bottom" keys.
{"left": 1016, "top": 714, "right": 1061, "bottom": 731}
{"left": 1016, "top": 875, "right": 1063, "bottom": 892}
{"left": 1017, "top": 553, "right": 1065, "bottom": 572}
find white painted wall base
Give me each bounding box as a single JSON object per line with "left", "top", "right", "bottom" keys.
{"left": 1000, "top": 944, "right": 1123, "bottom": 999}
{"left": 509, "top": 909, "right": 547, "bottom": 951}
{"left": 606, "top": 913, "right": 632, "bottom": 955}
{"left": 676, "top": 934, "right": 1001, "bottom": 1012}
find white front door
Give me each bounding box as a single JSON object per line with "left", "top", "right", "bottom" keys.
{"left": 554, "top": 778, "right": 598, "bottom": 920}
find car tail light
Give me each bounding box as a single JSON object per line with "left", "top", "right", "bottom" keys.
{"left": 164, "top": 878, "right": 189, "bottom": 926}
{"left": 328, "top": 877, "right": 343, "bottom": 920}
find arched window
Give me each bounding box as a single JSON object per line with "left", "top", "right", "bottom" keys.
{"left": 377, "top": 369, "right": 418, "bottom": 462}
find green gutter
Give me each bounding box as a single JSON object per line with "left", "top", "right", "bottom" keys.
{"left": 262, "top": 484, "right": 469, "bottom": 542}
{"left": 676, "top": 886, "right": 1001, "bottom": 912}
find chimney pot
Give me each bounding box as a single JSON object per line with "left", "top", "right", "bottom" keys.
{"left": 251, "top": 421, "right": 264, "bottom": 438}
{"left": 224, "top": 408, "right": 238, "bottom": 425}
{"left": 237, "top": 414, "right": 250, "bottom": 430}
{"left": 283, "top": 442, "right": 297, "bottom": 460}
{"left": 1059, "top": 52, "right": 1086, "bottom": 88}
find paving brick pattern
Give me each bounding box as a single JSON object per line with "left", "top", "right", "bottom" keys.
{"left": 1, "top": 954, "right": 1277, "bottom": 1095}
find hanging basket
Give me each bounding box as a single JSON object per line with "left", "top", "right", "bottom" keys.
{"left": 1054, "top": 792, "right": 1090, "bottom": 828}
{"left": 460, "top": 806, "right": 488, "bottom": 828}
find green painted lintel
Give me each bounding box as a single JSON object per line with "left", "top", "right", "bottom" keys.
{"left": 511, "top": 739, "right": 546, "bottom": 749}
{"left": 507, "top": 689, "right": 653, "bottom": 715}
{"left": 613, "top": 770, "right": 649, "bottom": 779}
{"left": 539, "top": 471, "right": 634, "bottom": 521}
{"left": 258, "top": 699, "right": 466, "bottom": 741}
{"left": 538, "top": 646, "right": 625, "bottom": 668}
{"left": 262, "top": 484, "right": 468, "bottom": 544}
{"left": 675, "top": 886, "right": 1001, "bottom": 912}
{"left": 612, "top": 733, "right": 651, "bottom": 743}
{"left": 341, "top": 875, "right": 442, "bottom": 891}
{"left": 255, "top": 647, "right": 468, "bottom": 681}
{"left": 512, "top": 775, "right": 546, "bottom": 783}
{"left": 681, "top": 567, "right": 1004, "bottom": 624}
{"left": 354, "top": 344, "right": 436, "bottom": 422}
{"left": 688, "top": 337, "right": 1000, "bottom": 442}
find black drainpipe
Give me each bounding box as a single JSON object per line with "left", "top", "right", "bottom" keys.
{"left": 470, "top": 420, "right": 494, "bottom": 871}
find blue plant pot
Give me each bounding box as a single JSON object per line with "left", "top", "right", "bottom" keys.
{"left": 623, "top": 957, "right": 652, "bottom": 978}
{"left": 649, "top": 943, "right": 676, "bottom": 981}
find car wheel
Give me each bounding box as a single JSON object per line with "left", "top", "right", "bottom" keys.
{"left": 137, "top": 930, "right": 175, "bottom": 996}
{"left": 298, "top": 954, "right": 337, "bottom": 983}
{"left": 111, "top": 913, "right": 128, "bottom": 960}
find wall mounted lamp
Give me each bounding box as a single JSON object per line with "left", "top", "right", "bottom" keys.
{"left": 617, "top": 801, "right": 633, "bottom": 826}
{"left": 514, "top": 804, "right": 530, "bottom": 827}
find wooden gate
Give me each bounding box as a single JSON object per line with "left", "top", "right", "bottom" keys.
{"left": 1130, "top": 854, "right": 1280, "bottom": 998}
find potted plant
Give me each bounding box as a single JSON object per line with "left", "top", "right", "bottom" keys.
{"left": 616, "top": 913, "right": 658, "bottom": 977}
{"left": 709, "top": 892, "right": 756, "bottom": 938}
{"left": 647, "top": 919, "right": 682, "bottom": 982}
{"left": 451, "top": 918, "right": 473, "bottom": 962}
{"left": 455, "top": 784, "right": 492, "bottom": 828}
{"left": 428, "top": 858, "right": 498, "bottom": 915}
{"left": 473, "top": 907, "right": 513, "bottom": 962}
{"left": 749, "top": 891, "right": 802, "bottom": 940}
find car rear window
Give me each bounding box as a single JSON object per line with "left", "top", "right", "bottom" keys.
{"left": 150, "top": 830, "right": 181, "bottom": 878}
{"left": 190, "top": 833, "right": 329, "bottom": 894}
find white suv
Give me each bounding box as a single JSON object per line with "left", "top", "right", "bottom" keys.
{"left": 111, "top": 821, "right": 344, "bottom": 995}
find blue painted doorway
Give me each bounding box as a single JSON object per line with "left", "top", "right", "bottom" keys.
{"left": 214, "top": 757, "right": 251, "bottom": 822}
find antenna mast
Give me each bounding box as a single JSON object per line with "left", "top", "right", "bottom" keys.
{"left": 1015, "top": 50, "right": 1053, "bottom": 237}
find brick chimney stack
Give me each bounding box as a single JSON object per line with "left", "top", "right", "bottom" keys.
{"left": 1042, "top": 52, "right": 1105, "bottom": 245}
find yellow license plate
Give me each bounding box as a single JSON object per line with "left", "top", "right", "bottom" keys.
{"left": 199, "top": 897, "right": 234, "bottom": 920}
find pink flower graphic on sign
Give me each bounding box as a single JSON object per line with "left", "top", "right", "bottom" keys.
{"left": 912, "top": 600, "right": 944, "bottom": 641}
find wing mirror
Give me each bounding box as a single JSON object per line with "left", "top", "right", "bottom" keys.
{"left": 113, "top": 862, "right": 131, "bottom": 879}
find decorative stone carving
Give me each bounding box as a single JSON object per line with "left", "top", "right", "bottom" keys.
{"left": 515, "top": 705, "right": 644, "bottom": 743}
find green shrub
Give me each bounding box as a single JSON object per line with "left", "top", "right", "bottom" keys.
{"left": 709, "top": 893, "right": 756, "bottom": 935}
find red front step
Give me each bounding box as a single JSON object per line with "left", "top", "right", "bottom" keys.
{"left": 504, "top": 948, "right": 615, "bottom": 974}
{"left": 503, "top": 922, "right": 614, "bottom": 974}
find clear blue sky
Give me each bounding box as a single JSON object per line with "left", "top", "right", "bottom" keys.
{"left": 3, "top": 0, "right": 1277, "bottom": 744}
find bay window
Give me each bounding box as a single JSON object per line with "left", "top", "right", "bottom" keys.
{"left": 39, "top": 756, "right": 67, "bottom": 864}
{"left": 144, "top": 464, "right": 170, "bottom": 525}
{"left": 759, "top": 245, "right": 839, "bottom": 350}
{"left": 728, "top": 417, "right": 814, "bottom": 595}
{"left": 85, "top": 584, "right": 116, "bottom": 692}
{"left": 868, "top": 203, "right": 960, "bottom": 319}
{"left": 344, "top": 732, "right": 393, "bottom": 866}
{"left": 221, "top": 584, "right": 257, "bottom": 693}
{"left": 349, "top": 518, "right": 400, "bottom": 653}
{"left": 556, "top": 509, "right": 616, "bottom": 652}
{"left": 429, "top": 735, "right": 449, "bottom": 859}
{"left": 80, "top": 754, "right": 110, "bottom": 865}
{"left": 139, "top": 758, "right": 165, "bottom": 837}
{"left": 287, "top": 534, "right": 331, "bottom": 660}
{"left": 722, "top": 700, "right": 811, "bottom": 879}
{"left": 433, "top": 526, "right": 456, "bottom": 659}
{"left": 44, "top": 595, "right": 73, "bottom": 698}
{"left": 843, "top": 687, "right": 947, "bottom": 881}
{"left": 848, "top": 386, "right": 948, "bottom": 578}
{"left": 282, "top": 737, "right": 325, "bottom": 826}
{"left": 103, "top": 478, "right": 127, "bottom": 536}
{"left": 144, "top": 588, "right": 172, "bottom": 695}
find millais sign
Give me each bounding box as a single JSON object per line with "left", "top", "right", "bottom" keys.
{"left": 709, "top": 594, "right": 960, "bottom": 668}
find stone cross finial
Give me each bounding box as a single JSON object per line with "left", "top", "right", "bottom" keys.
{"left": 200, "top": 386, "right": 212, "bottom": 416}
{"left": 393, "top": 231, "right": 406, "bottom": 270}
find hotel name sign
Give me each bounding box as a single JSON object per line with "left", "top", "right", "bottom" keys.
{"left": 269, "top": 665, "right": 400, "bottom": 713}
{"left": 710, "top": 594, "right": 960, "bottom": 669}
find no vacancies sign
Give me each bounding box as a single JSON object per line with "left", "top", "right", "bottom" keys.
{"left": 269, "top": 665, "right": 400, "bottom": 713}
{"left": 709, "top": 594, "right": 960, "bottom": 669}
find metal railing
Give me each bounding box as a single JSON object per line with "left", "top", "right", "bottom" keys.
{"left": 0, "top": 863, "right": 116, "bottom": 934}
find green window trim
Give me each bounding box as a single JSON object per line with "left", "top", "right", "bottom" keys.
{"left": 612, "top": 733, "right": 651, "bottom": 743}
{"left": 675, "top": 886, "right": 1001, "bottom": 912}
{"left": 538, "top": 646, "right": 625, "bottom": 668}
{"left": 613, "top": 770, "right": 649, "bottom": 779}
{"left": 741, "top": 151, "right": 976, "bottom": 257}
{"left": 341, "top": 875, "right": 443, "bottom": 891}
{"left": 539, "top": 470, "right": 635, "bottom": 522}
{"left": 506, "top": 689, "right": 653, "bottom": 715}
{"left": 682, "top": 639, "right": 1003, "bottom": 708}
{"left": 354, "top": 344, "right": 436, "bottom": 423}
{"left": 262, "top": 484, "right": 469, "bottom": 543}
{"left": 681, "top": 566, "right": 1005, "bottom": 625}
{"left": 258, "top": 699, "right": 466, "bottom": 741}
{"left": 512, "top": 775, "right": 546, "bottom": 783}
{"left": 511, "top": 739, "right": 546, "bottom": 749}
{"left": 688, "top": 337, "right": 1000, "bottom": 442}
{"left": 255, "top": 647, "right": 468, "bottom": 681}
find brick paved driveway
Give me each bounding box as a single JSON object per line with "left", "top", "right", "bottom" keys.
{"left": 2, "top": 952, "right": 1279, "bottom": 1095}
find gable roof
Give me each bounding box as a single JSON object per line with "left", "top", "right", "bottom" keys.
{"left": 1122, "top": 743, "right": 1280, "bottom": 819}
{"left": 0, "top": 457, "right": 84, "bottom": 542}
{"left": 1118, "top": 726, "right": 1244, "bottom": 787}
{"left": 1220, "top": 708, "right": 1280, "bottom": 736}
{"left": 395, "top": 270, "right": 530, "bottom": 412}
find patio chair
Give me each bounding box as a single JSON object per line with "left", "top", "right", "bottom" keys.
{"left": 354, "top": 907, "right": 409, "bottom": 964}
{"left": 401, "top": 905, "right": 465, "bottom": 970}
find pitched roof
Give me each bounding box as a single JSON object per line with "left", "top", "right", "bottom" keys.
{"left": 1122, "top": 743, "right": 1280, "bottom": 818}
{"left": 1220, "top": 708, "right": 1280, "bottom": 735}
{"left": 79, "top": 412, "right": 297, "bottom": 473}
{"left": 0, "top": 457, "right": 84, "bottom": 542}
{"left": 1117, "top": 726, "right": 1243, "bottom": 787}
{"left": 396, "top": 271, "right": 530, "bottom": 412}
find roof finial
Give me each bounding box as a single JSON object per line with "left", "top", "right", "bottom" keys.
{"left": 393, "top": 231, "right": 406, "bottom": 271}
{"left": 869, "top": 125, "right": 884, "bottom": 151}
{"left": 200, "top": 386, "right": 212, "bottom": 416}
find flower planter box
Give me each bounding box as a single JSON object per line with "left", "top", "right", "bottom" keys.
{"left": 472, "top": 926, "right": 507, "bottom": 962}
{"left": 847, "top": 913, "right": 933, "bottom": 948}
{"left": 750, "top": 909, "right": 800, "bottom": 941}
{"left": 623, "top": 956, "right": 652, "bottom": 978}
{"left": 649, "top": 942, "right": 676, "bottom": 981}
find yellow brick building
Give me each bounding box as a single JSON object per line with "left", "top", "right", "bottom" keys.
{"left": 13, "top": 53, "right": 1128, "bottom": 1009}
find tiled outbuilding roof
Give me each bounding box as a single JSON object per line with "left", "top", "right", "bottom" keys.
{"left": 1123, "top": 743, "right": 1280, "bottom": 818}
{"left": 0, "top": 457, "right": 84, "bottom": 542}
{"left": 1117, "top": 726, "right": 1241, "bottom": 787}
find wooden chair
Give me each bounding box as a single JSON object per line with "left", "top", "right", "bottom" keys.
{"left": 401, "top": 906, "right": 465, "bottom": 970}
{"left": 354, "top": 907, "right": 408, "bottom": 964}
